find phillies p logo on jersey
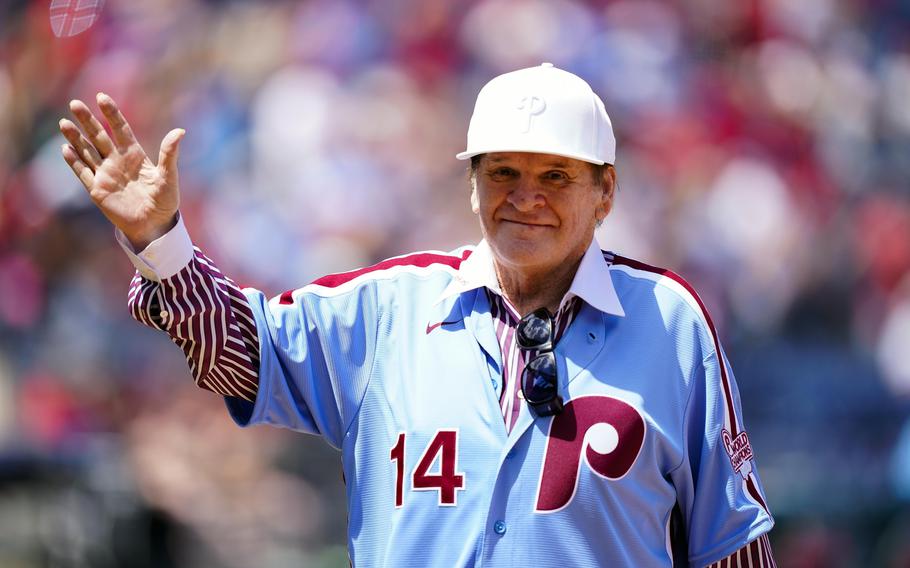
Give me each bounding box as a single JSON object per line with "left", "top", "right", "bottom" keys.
{"left": 535, "top": 395, "right": 646, "bottom": 512}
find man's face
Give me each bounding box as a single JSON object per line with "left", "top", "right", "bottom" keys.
{"left": 471, "top": 152, "right": 615, "bottom": 274}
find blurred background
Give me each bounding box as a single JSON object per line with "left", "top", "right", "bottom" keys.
{"left": 1, "top": 0, "right": 909, "bottom": 566}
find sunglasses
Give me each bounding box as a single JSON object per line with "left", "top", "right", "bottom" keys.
{"left": 516, "top": 308, "right": 564, "bottom": 416}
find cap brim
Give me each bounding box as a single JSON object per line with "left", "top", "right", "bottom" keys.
{"left": 455, "top": 148, "right": 607, "bottom": 165}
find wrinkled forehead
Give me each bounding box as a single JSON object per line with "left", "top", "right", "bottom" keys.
{"left": 479, "top": 152, "right": 590, "bottom": 170}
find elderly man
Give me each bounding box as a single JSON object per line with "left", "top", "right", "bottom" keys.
{"left": 60, "top": 63, "right": 775, "bottom": 567}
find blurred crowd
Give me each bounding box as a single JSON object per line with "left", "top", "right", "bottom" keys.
{"left": 1, "top": 0, "right": 910, "bottom": 566}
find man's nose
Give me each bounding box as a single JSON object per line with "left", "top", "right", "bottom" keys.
{"left": 506, "top": 178, "right": 545, "bottom": 212}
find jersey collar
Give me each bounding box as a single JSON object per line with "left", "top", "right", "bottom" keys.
{"left": 436, "top": 238, "right": 625, "bottom": 318}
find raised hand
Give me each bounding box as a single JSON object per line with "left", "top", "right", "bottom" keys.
{"left": 60, "top": 93, "right": 185, "bottom": 250}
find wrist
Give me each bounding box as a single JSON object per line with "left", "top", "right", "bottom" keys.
{"left": 124, "top": 214, "right": 179, "bottom": 252}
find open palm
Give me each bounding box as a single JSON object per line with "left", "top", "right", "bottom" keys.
{"left": 60, "top": 93, "right": 185, "bottom": 250}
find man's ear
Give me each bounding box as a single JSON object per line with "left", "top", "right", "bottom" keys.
{"left": 595, "top": 165, "right": 616, "bottom": 223}
{"left": 470, "top": 184, "right": 480, "bottom": 214}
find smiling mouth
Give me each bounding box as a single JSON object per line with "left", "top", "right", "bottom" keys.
{"left": 502, "top": 219, "right": 551, "bottom": 228}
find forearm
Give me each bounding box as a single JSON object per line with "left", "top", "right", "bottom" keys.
{"left": 128, "top": 248, "right": 260, "bottom": 401}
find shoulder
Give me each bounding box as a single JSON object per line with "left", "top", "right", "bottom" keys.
{"left": 277, "top": 245, "right": 475, "bottom": 303}
{"left": 606, "top": 253, "right": 706, "bottom": 312}
{"left": 605, "top": 251, "right": 722, "bottom": 352}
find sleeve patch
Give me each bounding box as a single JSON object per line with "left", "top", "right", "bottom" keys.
{"left": 722, "top": 429, "right": 754, "bottom": 479}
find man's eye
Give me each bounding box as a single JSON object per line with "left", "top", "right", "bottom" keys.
{"left": 490, "top": 167, "right": 516, "bottom": 179}
{"left": 544, "top": 171, "right": 569, "bottom": 181}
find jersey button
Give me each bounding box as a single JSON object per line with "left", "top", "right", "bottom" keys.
{"left": 493, "top": 520, "right": 507, "bottom": 535}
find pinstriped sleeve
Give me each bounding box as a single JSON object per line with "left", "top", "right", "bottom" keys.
{"left": 117, "top": 215, "right": 261, "bottom": 402}
{"left": 705, "top": 534, "right": 776, "bottom": 568}
{"left": 126, "top": 249, "right": 261, "bottom": 402}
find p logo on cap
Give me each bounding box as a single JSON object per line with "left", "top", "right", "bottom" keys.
{"left": 517, "top": 95, "right": 547, "bottom": 133}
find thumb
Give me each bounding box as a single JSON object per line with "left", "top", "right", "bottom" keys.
{"left": 157, "top": 128, "right": 185, "bottom": 181}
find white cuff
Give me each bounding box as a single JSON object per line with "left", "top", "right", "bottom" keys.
{"left": 115, "top": 213, "right": 194, "bottom": 281}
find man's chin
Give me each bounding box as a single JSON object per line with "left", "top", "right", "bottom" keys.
{"left": 489, "top": 240, "right": 554, "bottom": 268}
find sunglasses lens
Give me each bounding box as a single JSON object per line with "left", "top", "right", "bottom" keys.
{"left": 517, "top": 309, "right": 553, "bottom": 349}
{"left": 522, "top": 352, "right": 557, "bottom": 403}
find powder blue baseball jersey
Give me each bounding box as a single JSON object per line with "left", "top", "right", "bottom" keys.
{"left": 225, "top": 238, "right": 773, "bottom": 567}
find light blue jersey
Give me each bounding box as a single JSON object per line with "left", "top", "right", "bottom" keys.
{"left": 226, "top": 238, "right": 773, "bottom": 567}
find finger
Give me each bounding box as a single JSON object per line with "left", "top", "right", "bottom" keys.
{"left": 96, "top": 92, "right": 138, "bottom": 150}
{"left": 59, "top": 118, "right": 102, "bottom": 170}
{"left": 157, "top": 128, "right": 185, "bottom": 181}
{"left": 69, "top": 99, "right": 115, "bottom": 157}
{"left": 62, "top": 144, "right": 95, "bottom": 190}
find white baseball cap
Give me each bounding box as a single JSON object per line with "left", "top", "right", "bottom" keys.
{"left": 456, "top": 63, "right": 615, "bottom": 165}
